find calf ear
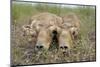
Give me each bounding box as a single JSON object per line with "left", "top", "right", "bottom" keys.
{"left": 22, "top": 25, "right": 30, "bottom": 30}
{"left": 22, "top": 25, "right": 30, "bottom": 36}
{"left": 70, "top": 27, "right": 78, "bottom": 39}
{"left": 30, "top": 20, "right": 37, "bottom": 28}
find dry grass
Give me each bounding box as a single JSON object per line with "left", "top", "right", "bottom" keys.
{"left": 11, "top": 1, "right": 96, "bottom": 66}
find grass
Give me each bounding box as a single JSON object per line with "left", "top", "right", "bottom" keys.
{"left": 11, "top": 1, "right": 96, "bottom": 66}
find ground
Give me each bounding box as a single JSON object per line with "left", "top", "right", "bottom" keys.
{"left": 11, "top": 1, "right": 96, "bottom": 66}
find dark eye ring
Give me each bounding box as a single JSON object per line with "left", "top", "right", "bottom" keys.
{"left": 38, "top": 24, "right": 43, "bottom": 26}
{"left": 31, "top": 35, "right": 35, "bottom": 37}
{"left": 72, "top": 31, "right": 75, "bottom": 35}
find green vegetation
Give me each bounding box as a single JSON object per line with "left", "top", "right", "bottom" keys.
{"left": 11, "top": 1, "right": 96, "bottom": 66}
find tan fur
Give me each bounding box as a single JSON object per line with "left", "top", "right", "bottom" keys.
{"left": 28, "top": 12, "right": 63, "bottom": 49}
{"left": 29, "top": 12, "right": 63, "bottom": 32}
{"left": 22, "top": 25, "right": 37, "bottom": 36}
{"left": 22, "top": 12, "right": 80, "bottom": 51}
{"left": 59, "top": 29, "right": 73, "bottom": 52}
{"left": 36, "top": 29, "right": 51, "bottom": 49}
{"left": 61, "top": 13, "right": 80, "bottom": 39}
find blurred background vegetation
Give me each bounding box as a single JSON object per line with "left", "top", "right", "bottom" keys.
{"left": 11, "top": 1, "right": 96, "bottom": 66}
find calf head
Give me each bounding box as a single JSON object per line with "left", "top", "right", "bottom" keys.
{"left": 35, "top": 29, "right": 51, "bottom": 50}
{"left": 61, "top": 13, "right": 80, "bottom": 39}
{"left": 59, "top": 29, "right": 73, "bottom": 53}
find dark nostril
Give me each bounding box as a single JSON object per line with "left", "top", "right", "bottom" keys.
{"left": 64, "top": 46, "right": 68, "bottom": 49}
{"left": 36, "top": 45, "right": 43, "bottom": 49}
{"left": 40, "top": 46, "right": 43, "bottom": 49}
{"left": 60, "top": 46, "right": 63, "bottom": 49}
{"left": 36, "top": 46, "right": 39, "bottom": 48}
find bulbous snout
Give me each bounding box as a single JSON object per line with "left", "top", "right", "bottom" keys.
{"left": 35, "top": 42, "right": 44, "bottom": 49}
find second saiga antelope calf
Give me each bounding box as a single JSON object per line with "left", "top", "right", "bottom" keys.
{"left": 22, "top": 12, "right": 80, "bottom": 53}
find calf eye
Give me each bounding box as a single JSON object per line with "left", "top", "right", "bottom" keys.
{"left": 38, "top": 24, "right": 43, "bottom": 26}
{"left": 64, "top": 46, "right": 68, "bottom": 49}
{"left": 26, "top": 26, "right": 31, "bottom": 28}
{"left": 72, "top": 31, "right": 75, "bottom": 35}
{"left": 60, "top": 46, "right": 63, "bottom": 49}
{"left": 31, "top": 35, "right": 35, "bottom": 37}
